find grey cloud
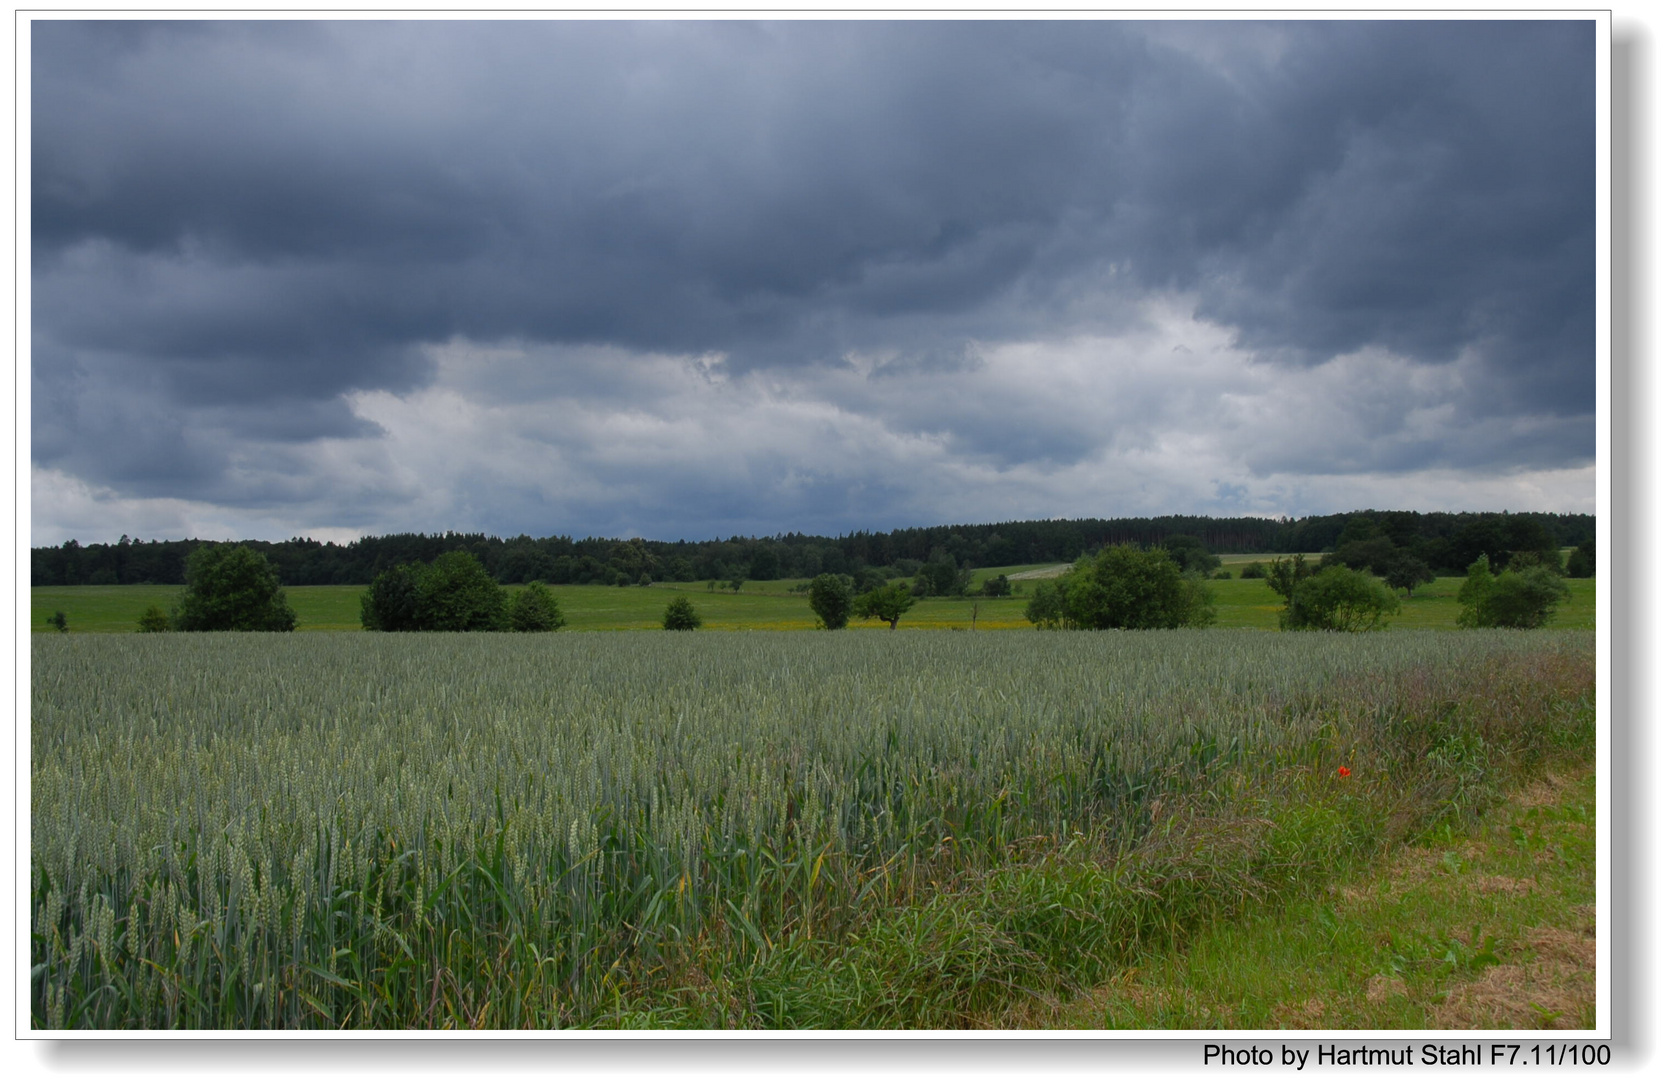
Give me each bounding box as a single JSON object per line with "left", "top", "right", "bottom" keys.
{"left": 30, "top": 19, "right": 1596, "bottom": 535}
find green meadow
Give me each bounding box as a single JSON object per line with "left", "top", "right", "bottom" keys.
{"left": 31, "top": 561, "right": 1595, "bottom": 634}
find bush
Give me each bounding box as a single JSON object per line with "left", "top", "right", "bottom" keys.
{"left": 1281, "top": 566, "right": 1400, "bottom": 632}
{"left": 1055, "top": 545, "right": 1215, "bottom": 630}
{"left": 509, "top": 582, "right": 565, "bottom": 632}
{"left": 46, "top": 611, "right": 68, "bottom": 633}
{"left": 662, "top": 595, "right": 702, "bottom": 630}
{"left": 808, "top": 573, "right": 854, "bottom": 630}
{"left": 1239, "top": 562, "right": 1267, "bottom": 579}
{"left": 1457, "top": 555, "right": 1570, "bottom": 629}
{"left": 136, "top": 606, "right": 170, "bottom": 633}
{"left": 174, "top": 544, "right": 297, "bottom": 632}
{"left": 980, "top": 574, "right": 1012, "bottom": 597}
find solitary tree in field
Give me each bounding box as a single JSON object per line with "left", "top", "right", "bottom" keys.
{"left": 137, "top": 606, "right": 170, "bottom": 633}
{"left": 855, "top": 582, "right": 916, "bottom": 629}
{"left": 1281, "top": 565, "right": 1400, "bottom": 631}
{"left": 1057, "top": 545, "right": 1215, "bottom": 630}
{"left": 174, "top": 544, "right": 297, "bottom": 632}
{"left": 1382, "top": 553, "right": 1435, "bottom": 598}
{"left": 662, "top": 595, "right": 702, "bottom": 630}
{"left": 509, "top": 582, "right": 565, "bottom": 631}
{"left": 808, "top": 573, "right": 854, "bottom": 629}
{"left": 46, "top": 611, "right": 68, "bottom": 633}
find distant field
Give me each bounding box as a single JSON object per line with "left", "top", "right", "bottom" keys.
{"left": 31, "top": 562, "right": 1595, "bottom": 634}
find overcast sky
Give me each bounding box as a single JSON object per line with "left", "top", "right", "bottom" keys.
{"left": 29, "top": 18, "right": 1598, "bottom": 546}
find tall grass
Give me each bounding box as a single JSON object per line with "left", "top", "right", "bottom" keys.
{"left": 31, "top": 630, "right": 1593, "bottom": 1028}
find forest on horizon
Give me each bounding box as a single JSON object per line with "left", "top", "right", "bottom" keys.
{"left": 33, "top": 510, "right": 1596, "bottom": 590}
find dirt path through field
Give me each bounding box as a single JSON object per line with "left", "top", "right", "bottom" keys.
{"left": 1006, "top": 564, "right": 1071, "bottom": 580}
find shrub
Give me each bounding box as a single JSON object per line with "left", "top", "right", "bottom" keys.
{"left": 136, "top": 606, "right": 170, "bottom": 633}
{"left": 1281, "top": 566, "right": 1401, "bottom": 632}
{"left": 980, "top": 574, "right": 1012, "bottom": 597}
{"left": 808, "top": 573, "right": 854, "bottom": 630}
{"left": 174, "top": 544, "right": 297, "bottom": 632}
{"left": 1457, "top": 555, "right": 1570, "bottom": 629}
{"left": 1239, "top": 562, "right": 1267, "bottom": 579}
{"left": 509, "top": 582, "right": 565, "bottom": 632}
{"left": 46, "top": 611, "right": 68, "bottom": 633}
{"left": 662, "top": 595, "right": 702, "bottom": 630}
{"left": 1057, "top": 545, "right": 1215, "bottom": 630}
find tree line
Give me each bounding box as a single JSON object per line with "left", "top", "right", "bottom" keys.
{"left": 123, "top": 536, "right": 1582, "bottom": 637}
{"left": 33, "top": 510, "right": 1596, "bottom": 588}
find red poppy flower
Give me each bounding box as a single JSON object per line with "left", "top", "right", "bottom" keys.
{"left": 1338, "top": 766, "right": 1352, "bottom": 777}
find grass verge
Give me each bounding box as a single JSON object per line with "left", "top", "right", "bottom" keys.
{"left": 1020, "top": 762, "right": 1595, "bottom": 1030}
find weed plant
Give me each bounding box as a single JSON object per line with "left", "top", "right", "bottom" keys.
{"left": 30, "top": 630, "right": 1593, "bottom": 1028}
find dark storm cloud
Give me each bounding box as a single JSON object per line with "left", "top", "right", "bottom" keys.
{"left": 30, "top": 18, "right": 1596, "bottom": 533}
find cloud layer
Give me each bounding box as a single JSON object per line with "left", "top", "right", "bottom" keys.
{"left": 30, "top": 19, "right": 1597, "bottom": 544}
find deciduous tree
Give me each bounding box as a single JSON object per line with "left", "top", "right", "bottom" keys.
{"left": 415, "top": 551, "right": 510, "bottom": 631}
{"left": 662, "top": 595, "right": 702, "bottom": 630}
{"left": 510, "top": 582, "right": 565, "bottom": 631}
{"left": 1457, "top": 555, "right": 1569, "bottom": 629}
{"left": 855, "top": 582, "right": 916, "bottom": 629}
{"left": 174, "top": 544, "right": 297, "bottom": 632}
{"left": 1282, "top": 566, "right": 1400, "bottom": 631}
{"left": 809, "top": 573, "right": 854, "bottom": 630}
